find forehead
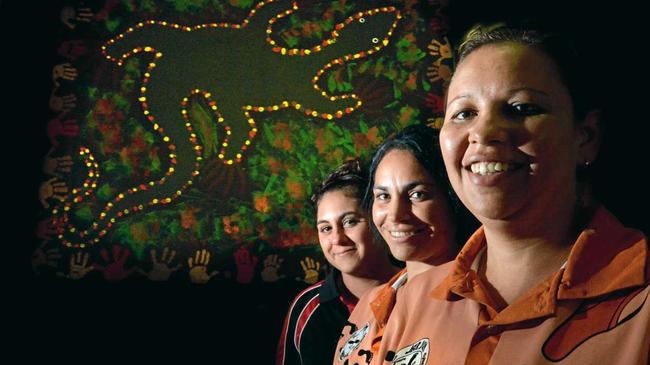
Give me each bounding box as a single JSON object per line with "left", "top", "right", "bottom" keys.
{"left": 449, "top": 43, "right": 567, "bottom": 97}
{"left": 375, "top": 149, "right": 433, "bottom": 182}
{"left": 317, "top": 190, "right": 361, "bottom": 219}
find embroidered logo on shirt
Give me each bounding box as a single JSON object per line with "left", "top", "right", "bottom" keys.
{"left": 339, "top": 322, "right": 370, "bottom": 361}
{"left": 385, "top": 338, "right": 429, "bottom": 365}
{"left": 542, "top": 285, "right": 649, "bottom": 362}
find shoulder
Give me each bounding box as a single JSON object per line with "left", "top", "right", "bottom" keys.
{"left": 347, "top": 283, "right": 386, "bottom": 324}
{"left": 288, "top": 280, "right": 325, "bottom": 313}
{"left": 403, "top": 261, "right": 454, "bottom": 296}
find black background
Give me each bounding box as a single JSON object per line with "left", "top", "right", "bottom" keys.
{"left": 8, "top": 0, "right": 648, "bottom": 362}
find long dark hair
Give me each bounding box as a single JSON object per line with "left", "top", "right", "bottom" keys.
{"left": 363, "top": 124, "right": 477, "bottom": 250}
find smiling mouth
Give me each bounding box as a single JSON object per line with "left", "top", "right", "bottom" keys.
{"left": 333, "top": 248, "right": 356, "bottom": 256}
{"left": 389, "top": 229, "right": 423, "bottom": 238}
{"left": 469, "top": 161, "right": 523, "bottom": 176}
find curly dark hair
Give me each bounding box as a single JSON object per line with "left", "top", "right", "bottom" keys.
{"left": 311, "top": 158, "right": 368, "bottom": 206}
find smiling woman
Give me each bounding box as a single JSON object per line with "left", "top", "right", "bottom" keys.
{"left": 277, "top": 159, "right": 399, "bottom": 365}
{"left": 374, "top": 23, "right": 650, "bottom": 365}
{"left": 333, "top": 124, "right": 477, "bottom": 365}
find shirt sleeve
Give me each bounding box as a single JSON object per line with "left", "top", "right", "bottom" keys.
{"left": 276, "top": 300, "right": 302, "bottom": 365}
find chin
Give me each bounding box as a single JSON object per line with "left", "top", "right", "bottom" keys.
{"left": 467, "top": 199, "right": 518, "bottom": 221}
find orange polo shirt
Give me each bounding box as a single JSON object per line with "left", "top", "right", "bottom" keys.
{"left": 376, "top": 207, "right": 649, "bottom": 365}
{"left": 333, "top": 269, "right": 408, "bottom": 365}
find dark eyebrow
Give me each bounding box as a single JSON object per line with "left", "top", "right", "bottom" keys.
{"left": 447, "top": 88, "right": 550, "bottom": 107}
{"left": 316, "top": 211, "right": 359, "bottom": 225}
{"left": 405, "top": 182, "right": 435, "bottom": 190}
{"left": 446, "top": 94, "right": 471, "bottom": 107}
{"left": 373, "top": 182, "right": 435, "bottom": 192}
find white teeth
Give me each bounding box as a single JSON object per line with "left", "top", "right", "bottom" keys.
{"left": 470, "top": 161, "right": 512, "bottom": 175}
{"left": 390, "top": 231, "right": 415, "bottom": 238}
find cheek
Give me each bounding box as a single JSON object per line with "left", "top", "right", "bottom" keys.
{"left": 440, "top": 126, "right": 465, "bottom": 166}
{"left": 318, "top": 236, "right": 330, "bottom": 252}
{"left": 372, "top": 204, "right": 385, "bottom": 227}
{"left": 418, "top": 202, "right": 446, "bottom": 226}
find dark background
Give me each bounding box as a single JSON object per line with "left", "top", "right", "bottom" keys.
{"left": 9, "top": 0, "right": 647, "bottom": 362}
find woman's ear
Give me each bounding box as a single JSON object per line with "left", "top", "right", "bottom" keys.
{"left": 576, "top": 110, "right": 602, "bottom": 165}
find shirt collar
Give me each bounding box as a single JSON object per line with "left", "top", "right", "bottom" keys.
{"left": 557, "top": 207, "right": 648, "bottom": 299}
{"left": 432, "top": 206, "right": 648, "bottom": 303}
{"left": 319, "top": 269, "right": 342, "bottom": 303}
{"left": 370, "top": 268, "right": 408, "bottom": 328}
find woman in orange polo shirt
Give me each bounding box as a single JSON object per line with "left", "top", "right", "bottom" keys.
{"left": 333, "top": 124, "right": 476, "bottom": 364}
{"left": 376, "top": 23, "right": 650, "bottom": 365}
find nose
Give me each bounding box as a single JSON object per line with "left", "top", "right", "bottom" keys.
{"left": 386, "top": 197, "right": 411, "bottom": 223}
{"left": 469, "top": 109, "right": 510, "bottom": 145}
{"left": 330, "top": 226, "right": 351, "bottom": 246}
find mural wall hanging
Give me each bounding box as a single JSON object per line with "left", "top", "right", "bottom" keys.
{"left": 34, "top": 0, "right": 453, "bottom": 286}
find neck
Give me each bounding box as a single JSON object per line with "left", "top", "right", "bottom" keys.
{"left": 340, "top": 272, "right": 390, "bottom": 300}
{"left": 341, "top": 255, "right": 399, "bottom": 299}
{"left": 406, "top": 254, "right": 451, "bottom": 278}
{"left": 480, "top": 203, "right": 579, "bottom": 305}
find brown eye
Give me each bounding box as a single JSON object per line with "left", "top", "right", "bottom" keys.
{"left": 375, "top": 192, "right": 389, "bottom": 201}
{"left": 452, "top": 110, "right": 475, "bottom": 121}
{"left": 511, "top": 103, "right": 544, "bottom": 116}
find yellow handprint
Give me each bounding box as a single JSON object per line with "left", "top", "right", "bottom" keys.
{"left": 299, "top": 257, "right": 321, "bottom": 285}
{"left": 188, "top": 249, "right": 218, "bottom": 284}
{"left": 66, "top": 251, "right": 93, "bottom": 280}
